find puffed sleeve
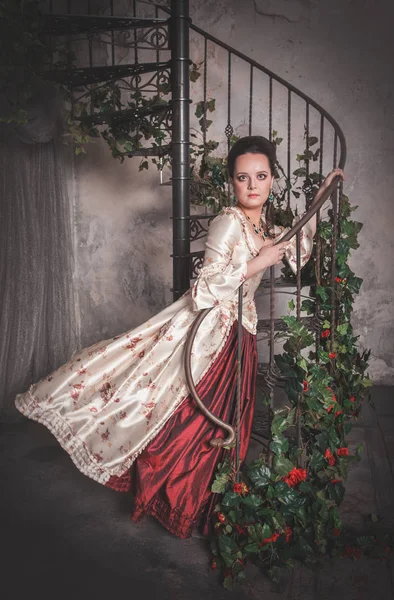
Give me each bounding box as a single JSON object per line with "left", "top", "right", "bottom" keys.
{"left": 271, "top": 212, "right": 314, "bottom": 275}
{"left": 191, "top": 211, "right": 248, "bottom": 310}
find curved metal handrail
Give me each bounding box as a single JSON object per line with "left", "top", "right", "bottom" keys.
{"left": 184, "top": 176, "right": 341, "bottom": 444}
{"left": 159, "top": 4, "right": 347, "bottom": 169}
{"left": 160, "top": 2, "right": 348, "bottom": 444}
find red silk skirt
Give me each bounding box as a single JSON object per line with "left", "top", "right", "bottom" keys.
{"left": 106, "top": 321, "right": 257, "bottom": 539}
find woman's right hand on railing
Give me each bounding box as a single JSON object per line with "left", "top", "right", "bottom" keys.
{"left": 246, "top": 240, "right": 290, "bottom": 280}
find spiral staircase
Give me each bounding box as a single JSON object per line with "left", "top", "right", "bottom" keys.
{"left": 42, "top": 0, "right": 346, "bottom": 447}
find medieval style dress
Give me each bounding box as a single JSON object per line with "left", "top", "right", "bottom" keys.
{"left": 15, "top": 206, "right": 313, "bottom": 538}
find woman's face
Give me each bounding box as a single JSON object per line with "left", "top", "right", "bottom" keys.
{"left": 232, "top": 153, "right": 274, "bottom": 211}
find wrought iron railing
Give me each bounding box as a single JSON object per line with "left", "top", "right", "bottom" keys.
{"left": 180, "top": 9, "right": 347, "bottom": 445}
{"left": 41, "top": 0, "right": 346, "bottom": 446}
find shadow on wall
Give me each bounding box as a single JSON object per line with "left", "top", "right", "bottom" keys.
{"left": 73, "top": 137, "right": 174, "bottom": 349}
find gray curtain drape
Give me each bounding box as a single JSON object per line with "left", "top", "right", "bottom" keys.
{"left": 0, "top": 86, "right": 77, "bottom": 417}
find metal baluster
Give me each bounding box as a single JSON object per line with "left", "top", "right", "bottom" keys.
{"left": 315, "top": 115, "right": 325, "bottom": 358}
{"left": 110, "top": 0, "right": 115, "bottom": 66}
{"left": 305, "top": 102, "right": 310, "bottom": 179}
{"left": 170, "top": 0, "right": 191, "bottom": 300}
{"left": 267, "top": 264, "right": 275, "bottom": 465}
{"left": 296, "top": 232, "right": 303, "bottom": 466}
{"left": 225, "top": 52, "right": 233, "bottom": 207}
{"left": 268, "top": 76, "right": 272, "bottom": 140}
{"left": 330, "top": 179, "right": 338, "bottom": 378}
{"left": 296, "top": 233, "right": 301, "bottom": 320}
{"left": 248, "top": 64, "right": 253, "bottom": 136}
{"left": 156, "top": 4, "right": 160, "bottom": 89}
{"left": 287, "top": 89, "right": 291, "bottom": 209}
{"left": 236, "top": 286, "right": 243, "bottom": 482}
{"left": 202, "top": 37, "right": 208, "bottom": 162}
{"left": 133, "top": 0, "right": 138, "bottom": 66}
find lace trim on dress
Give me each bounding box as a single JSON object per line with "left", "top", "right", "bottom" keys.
{"left": 221, "top": 206, "right": 260, "bottom": 258}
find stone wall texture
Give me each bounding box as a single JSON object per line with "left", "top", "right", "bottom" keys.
{"left": 72, "top": 0, "right": 394, "bottom": 382}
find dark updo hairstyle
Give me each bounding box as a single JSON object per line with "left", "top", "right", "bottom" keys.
{"left": 227, "top": 135, "right": 277, "bottom": 232}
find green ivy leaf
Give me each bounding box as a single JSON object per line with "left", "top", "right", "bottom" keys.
{"left": 293, "top": 167, "right": 307, "bottom": 177}
{"left": 266, "top": 485, "right": 276, "bottom": 500}
{"left": 315, "top": 432, "right": 330, "bottom": 453}
{"left": 316, "top": 285, "right": 329, "bottom": 302}
{"left": 274, "top": 455, "right": 295, "bottom": 476}
{"left": 327, "top": 481, "right": 345, "bottom": 505}
{"left": 244, "top": 542, "right": 259, "bottom": 555}
{"left": 310, "top": 449, "right": 325, "bottom": 473}
{"left": 247, "top": 463, "right": 272, "bottom": 489}
{"left": 189, "top": 68, "right": 201, "bottom": 82}
{"left": 301, "top": 299, "right": 316, "bottom": 315}
{"left": 336, "top": 323, "right": 349, "bottom": 335}
{"left": 211, "top": 471, "right": 230, "bottom": 493}
{"left": 223, "top": 576, "right": 233, "bottom": 591}
{"left": 242, "top": 494, "right": 263, "bottom": 508}
{"left": 221, "top": 491, "right": 241, "bottom": 508}
{"left": 270, "top": 434, "right": 289, "bottom": 456}
{"left": 218, "top": 534, "right": 239, "bottom": 554}
{"left": 297, "top": 356, "right": 308, "bottom": 372}
{"left": 271, "top": 415, "right": 288, "bottom": 436}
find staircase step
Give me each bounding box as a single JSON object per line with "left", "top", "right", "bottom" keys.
{"left": 259, "top": 276, "right": 314, "bottom": 288}
{"left": 42, "top": 62, "right": 169, "bottom": 87}
{"left": 42, "top": 15, "right": 168, "bottom": 36}
{"left": 78, "top": 103, "right": 170, "bottom": 126}
{"left": 125, "top": 144, "right": 171, "bottom": 158}
{"left": 257, "top": 316, "right": 317, "bottom": 332}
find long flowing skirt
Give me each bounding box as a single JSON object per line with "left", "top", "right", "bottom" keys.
{"left": 106, "top": 320, "right": 258, "bottom": 538}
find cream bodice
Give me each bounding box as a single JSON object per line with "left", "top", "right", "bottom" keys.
{"left": 191, "top": 206, "right": 314, "bottom": 334}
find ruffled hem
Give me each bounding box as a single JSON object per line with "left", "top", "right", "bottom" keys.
{"left": 131, "top": 498, "right": 197, "bottom": 539}
{"left": 15, "top": 312, "right": 238, "bottom": 486}
{"left": 15, "top": 389, "right": 111, "bottom": 486}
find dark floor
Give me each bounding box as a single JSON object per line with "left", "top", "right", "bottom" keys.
{"left": 1, "top": 385, "right": 393, "bottom": 600}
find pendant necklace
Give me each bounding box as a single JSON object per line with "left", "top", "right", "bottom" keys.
{"left": 243, "top": 210, "right": 270, "bottom": 240}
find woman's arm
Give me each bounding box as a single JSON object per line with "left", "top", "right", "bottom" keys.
{"left": 270, "top": 168, "right": 345, "bottom": 274}
{"left": 191, "top": 212, "right": 247, "bottom": 310}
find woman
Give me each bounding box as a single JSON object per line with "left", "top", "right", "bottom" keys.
{"left": 15, "top": 136, "right": 344, "bottom": 538}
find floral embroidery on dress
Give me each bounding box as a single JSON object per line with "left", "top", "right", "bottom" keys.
{"left": 101, "top": 429, "right": 110, "bottom": 442}
{"left": 142, "top": 400, "right": 156, "bottom": 422}
{"left": 100, "top": 381, "right": 115, "bottom": 404}
{"left": 125, "top": 336, "right": 143, "bottom": 351}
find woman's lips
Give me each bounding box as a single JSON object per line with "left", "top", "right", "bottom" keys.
{"left": 248, "top": 194, "right": 259, "bottom": 198}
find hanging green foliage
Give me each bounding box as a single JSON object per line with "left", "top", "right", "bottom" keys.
{"left": 207, "top": 149, "right": 386, "bottom": 587}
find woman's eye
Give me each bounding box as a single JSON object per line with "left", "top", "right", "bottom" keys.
{"left": 238, "top": 175, "right": 247, "bottom": 181}
{"left": 257, "top": 174, "right": 266, "bottom": 180}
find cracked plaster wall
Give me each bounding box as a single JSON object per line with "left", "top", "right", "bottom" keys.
{"left": 73, "top": 0, "right": 394, "bottom": 383}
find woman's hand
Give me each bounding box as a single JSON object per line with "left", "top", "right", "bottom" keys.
{"left": 258, "top": 240, "right": 290, "bottom": 267}
{"left": 321, "top": 167, "right": 345, "bottom": 191}
{"left": 246, "top": 240, "right": 290, "bottom": 280}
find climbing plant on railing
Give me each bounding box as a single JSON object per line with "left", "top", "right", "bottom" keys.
{"left": 207, "top": 182, "right": 383, "bottom": 589}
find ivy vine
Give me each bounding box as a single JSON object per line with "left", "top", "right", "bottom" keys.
{"left": 207, "top": 165, "right": 387, "bottom": 589}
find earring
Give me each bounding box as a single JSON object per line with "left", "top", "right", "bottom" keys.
{"left": 231, "top": 195, "right": 237, "bottom": 205}
{"left": 268, "top": 190, "right": 274, "bottom": 203}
